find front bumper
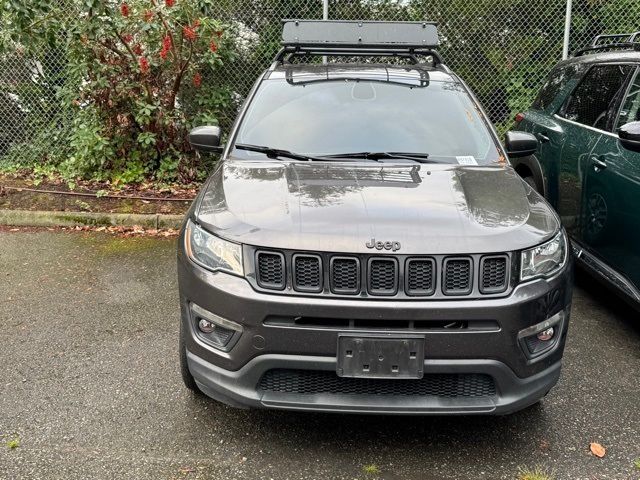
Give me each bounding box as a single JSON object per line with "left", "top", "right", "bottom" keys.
{"left": 178, "top": 248, "right": 573, "bottom": 415}
{"left": 188, "top": 352, "right": 561, "bottom": 415}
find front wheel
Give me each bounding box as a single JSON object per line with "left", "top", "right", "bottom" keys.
{"left": 179, "top": 323, "right": 201, "bottom": 394}
{"left": 522, "top": 175, "right": 538, "bottom": 192}
{"left": 583, "top": 189, "right": 610, "bottom": 246}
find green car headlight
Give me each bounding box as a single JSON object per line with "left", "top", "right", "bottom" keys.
{"left": 521, "top": 231, "right": 567, "bottom": 281}
{"left": 185, "top": 219, "right": 243, "bottom": 276}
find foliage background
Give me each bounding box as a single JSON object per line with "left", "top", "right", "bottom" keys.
{"left": 1, "top": 0, "right": 639, "bottom": 185}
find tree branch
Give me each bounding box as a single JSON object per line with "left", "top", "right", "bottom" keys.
{"left": 111, "top": 28, "right": 154, "bottom": 104}
{"left": 149, "top": 0, "right": 179, "bottom": 63}
{"left": 168, "top": 41, "right": 193, "bottom": 110}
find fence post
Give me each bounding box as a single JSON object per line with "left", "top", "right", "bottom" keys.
{"left": 562, "top": 0, "right": 573, "bottom": 60}
{"left": 322, "top": 0, "right": 329, "bottom": 64}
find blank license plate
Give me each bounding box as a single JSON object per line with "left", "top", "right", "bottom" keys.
{"left": 337, "top": 335, "right": 424, "bottom": 379}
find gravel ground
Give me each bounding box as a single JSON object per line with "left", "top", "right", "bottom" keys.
{"left": 0, "top": 230, "right": 638, "bottom": 480}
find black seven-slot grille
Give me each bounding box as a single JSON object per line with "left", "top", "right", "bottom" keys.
{"left": 253, "top": 250, "right": 511, "bottom": 298}
{"left": 259, "top": 369, "right": 496, "bottom": 398}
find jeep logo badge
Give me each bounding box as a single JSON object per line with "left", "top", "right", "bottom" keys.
{"left": 366, "top": 238, "right": 401, "bottom": 252}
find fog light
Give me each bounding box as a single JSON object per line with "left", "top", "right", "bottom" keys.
{"left": 190, "top": 303, "right": 243, "bottom": 351}
{"left": 198, "top": 318, "right": 216, "bottom": 334}
{"left": 518, "top": 310, "right": 565, "bottom": 359}
{"left": 537, "top": 327, "right": 555, "bottom": 342}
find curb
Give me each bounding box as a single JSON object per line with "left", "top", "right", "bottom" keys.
{"left": 0, "top": 209, "right": 184, "bottom": 230}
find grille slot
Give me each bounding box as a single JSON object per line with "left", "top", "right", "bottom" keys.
{"left": 405, "top": 258, "right": 436, "bottom": 296}
{"left": 259, "top": 369, "right": 496, "bottom": 398}
{"left": 443, "top": 257, "right": 473, "bottom": 295}
{"left": 293, "top": 254, "right": 322, "bottom": 292}
{"left": 330, "top": 257, "right": 360, "bottom": 294}
{"left": 367, "top": 258, "right": 398, "bottom": 295}
{"left": 480, "top": 256, "right": 508, "bottom": 293}
{"left": 256, "top": 251, "right": 285, "bottom": 290}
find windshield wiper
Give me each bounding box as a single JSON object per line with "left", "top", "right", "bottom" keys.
{"left": 234, "top": 143, "right": 342, "bottom": 162}
{"left": 320, "top": 151, "right": 434, "bottom": 163}
{"left": 234, "top": 144, "right": 435, "bottom": 164}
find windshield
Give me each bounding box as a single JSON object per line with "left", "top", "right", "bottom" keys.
{"left": 233, "top": 78, "right": 501, "bottom": 165}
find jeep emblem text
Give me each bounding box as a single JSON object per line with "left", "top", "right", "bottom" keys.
{"left": 366, "top": 238, "right": 401, "bottom": 252}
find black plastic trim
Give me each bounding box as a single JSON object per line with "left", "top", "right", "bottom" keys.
{"left": 292, "top": 253, "right": 323, "bottom": 293}
{"left": 367, "top": 257, "right": 399, "bottom": 296}
{"left": 255, "top": 250, "right": 286, "bottom": 290}
{"left": 330, "top": 256, "right": 361, "bottom": 295}
{"left": 479, "top": 254, "right": 510, "bottom": 294}
{"left": 405, "top": 257, "right": 436, "bottom": 296}
{"left": 442, "top": 257, "right": 473, "bottom": 296}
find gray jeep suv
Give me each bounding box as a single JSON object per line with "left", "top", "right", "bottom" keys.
{"left": 177, "top": 20, "right": 573, "bottom": 415}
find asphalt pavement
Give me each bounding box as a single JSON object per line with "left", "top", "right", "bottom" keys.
{"left": 0, "top": 230, "right": 639, "bottom": 480}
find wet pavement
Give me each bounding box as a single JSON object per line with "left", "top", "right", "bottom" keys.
{"left": 0, "top": 230, "right": 638, "bottom": 480}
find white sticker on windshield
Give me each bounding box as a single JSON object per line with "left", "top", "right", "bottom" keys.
{"left": 456, "top": 156, "right": 478, "bottom": 166}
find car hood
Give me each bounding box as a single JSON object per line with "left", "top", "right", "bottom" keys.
{"left": 196, "top": 160, "right": 559, "bottom": 254}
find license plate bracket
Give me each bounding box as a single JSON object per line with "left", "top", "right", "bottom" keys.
{"left": 337, "top": 334, "right": 425, "bottom": 379}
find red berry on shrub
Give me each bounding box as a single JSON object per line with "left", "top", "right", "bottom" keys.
{"left": 209, "top": 41, "right": 218, "bottom": 53}
{"left": 120, "top": 3, "right": 130, "bottom": 17}
{"left": 183, "top": 26, "right": 196, "bottom": 41}
{"left": 133, "top": 44, "right": 143, "bottom": 55}
{"left": 122, "top": 34, "right": 133, "bottom": 43}
{"left": 139, "top": 57, "right": 150, "bottom": 74}
{"left": 193, "top": 72, "right": 202, "bottom": 88}
{"left": 165, "top": 0, "right": 175, "bottom": 7}
{"left": 159, "top": 35, "right": 171, "bottom": 60}
{"left": 143, "top": 10, "right": 153, "bottom": 21}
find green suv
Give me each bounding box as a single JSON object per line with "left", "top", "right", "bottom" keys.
{"left": 513, "top": 32, "right": 640, "bottom": 310}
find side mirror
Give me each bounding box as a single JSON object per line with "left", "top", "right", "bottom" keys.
{"left": 618, "top": 121, "right": 640, "bottom": 153}
{"left": 188, "top": 125, "right": 223, "bottom": 153}
{"left": 505, "top": 131, "right": 538, "bottom": 158}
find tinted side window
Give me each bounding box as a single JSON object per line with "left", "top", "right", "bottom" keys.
{"left": 532, "top": 65, "right": 577, "bottom": 110}
{"left": 616, "top": 68, "right": 640, "bottom": 129}
{"left": 562, "top": 64, "right": 632, "bottom": 130}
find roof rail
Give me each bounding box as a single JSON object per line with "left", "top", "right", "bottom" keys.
{"left": 273, "top": 20, "right": 443, "bottom": 66}
{"left": 574, "top": 31, "right": 640, "bottom": 57}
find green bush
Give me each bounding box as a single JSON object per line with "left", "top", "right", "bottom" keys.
{"left": 2, "top": 0, "right": 235, "bottom": 185}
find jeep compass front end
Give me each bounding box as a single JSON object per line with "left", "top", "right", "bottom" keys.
{"left": 177, "top": 20, "right": 573, "bottom": 415}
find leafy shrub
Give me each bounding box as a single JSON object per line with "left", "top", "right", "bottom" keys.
{"left": 3, "top": 0, "right": 234, "bottom": 184}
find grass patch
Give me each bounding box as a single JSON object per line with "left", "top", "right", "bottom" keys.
{"left": 517, "top": 466, "right": 554, "bottom": 480}
{"left": 363, "top": 464, "right": 380, "bottom": 475}
{"left": 6, "top": 436, "right": 20, "bottom": 449}
{"left": 634, "top": 458, "right": 640, "bottom": 470}
{"left": 96, "top": 236, "right": 169, "bottom": 255}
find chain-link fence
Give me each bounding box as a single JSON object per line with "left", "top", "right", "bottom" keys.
{"left": 1, "top": 0, "right": 639, "bottom": 167}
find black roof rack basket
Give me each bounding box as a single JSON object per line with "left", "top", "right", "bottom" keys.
{"left": 273, "top": 20, "right": 443, "bottom": 66}
{"left": 574, "top": 31, "right": 640, "bottom": 57}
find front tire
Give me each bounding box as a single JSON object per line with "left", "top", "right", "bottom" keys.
{"left": 179, "top": 323, "right": 201, "bottom": 393}
{"left": 522, "top": 175, "right": 538, "bottom": 192}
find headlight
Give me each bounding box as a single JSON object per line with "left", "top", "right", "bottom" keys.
{"left": 185, "top": 219, "right": 243, "bottom": 276}
{"left": 521, "top": 231, "right": 567, "bottom": 281}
